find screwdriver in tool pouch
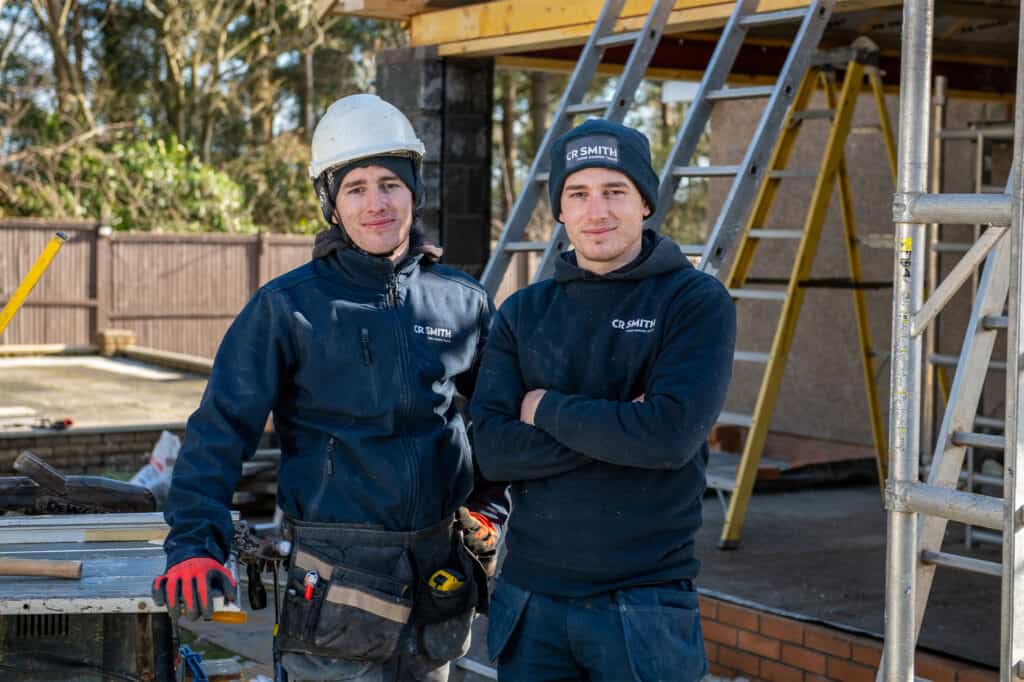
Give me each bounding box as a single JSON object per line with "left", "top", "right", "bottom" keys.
{"left": 303, "top": 570, "right": 319, "bottom": 601}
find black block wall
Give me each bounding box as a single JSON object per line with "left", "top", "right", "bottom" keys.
{"left": 377, "top": 47, "right": 493, "bottom": 277}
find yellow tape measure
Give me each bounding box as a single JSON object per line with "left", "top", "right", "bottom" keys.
{"left": 429, "top": 569, "right": 465, "bottom": 592}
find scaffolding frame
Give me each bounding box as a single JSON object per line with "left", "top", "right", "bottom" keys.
{"left": 882, "top": 1, "right": 1024, "bottom": 680}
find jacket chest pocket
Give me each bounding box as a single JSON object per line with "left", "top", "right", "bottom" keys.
{"left": 310, "top": 325, "right": 387, "bottom": 417}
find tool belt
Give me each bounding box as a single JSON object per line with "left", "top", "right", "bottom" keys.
{"left": 276, "top": 515, "right": 488, "bottom": 663}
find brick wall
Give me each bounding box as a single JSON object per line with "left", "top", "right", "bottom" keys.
{"left": 0, "top": 426, "right": 185, "bottom": 475}
{"left": 700, "top": 594, "right": 997, "bottom": 682}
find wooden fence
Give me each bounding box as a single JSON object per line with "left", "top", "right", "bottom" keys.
{"left": 0, "top": 219, "right": 314, "bottom": 358}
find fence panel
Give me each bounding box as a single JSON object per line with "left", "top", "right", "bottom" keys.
{"left": 0, "top": 220, "right": 315, "bottom": 356}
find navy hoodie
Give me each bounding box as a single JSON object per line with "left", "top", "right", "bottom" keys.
{"left": 470, "top": 231, "right": 735, "bottom": 597}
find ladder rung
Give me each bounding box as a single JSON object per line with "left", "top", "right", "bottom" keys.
{"left": 851, "top": 125, "right": 883, "bottom": 135}
{"left": 951, "top": 431, "right": 1005, "bottom": 451}
{"left": 791, "top": 109, "right": 835, "bottom": 122}
{"left": 739, "top": 7, "right": 808, "bottom": 27}
{"left": 734, "top": 351, "right": 770, "bottom": 364}
{"left": 920, "top": 550, "right": 1001, "bottom": 577}
{"left": 706, "top": 86, "right": 775, "bottom": 102}
{"left": 718, "top": 412, "right": 753, "bottom": 429}
{"left": 983, "top": 315, "right": 1008, "bottom": 330}
{"left": 933, "top": 241, "right": 971, "bottom": 253}
{"left": 748, "top": 229, "right": 803, "bottom": 240}
{"left": 566, "top": 100, "right": 611, "bottom": 115}
{"left": 729, "top": 288, "right": 787, "bottom": 302}
{"left": 975, "top": 415, "right": 1005, "bottom": 430}
{"left": 930, "top": 353, "right": 1006, "bottom": 371}
{"left": 535, "top": 172, "right": 550, "bottom": 183}
{"left": 769, "top": 168, "right": 818, "bottom": 179}
{"left": 679, "top": 244, "right": 705, "bottom": 256}
{"left": 673, "top": 165, "right": 739, "bottom": 178}
{"left": 595, "top": 30, "right": 643, "bottom": 48}
{"left": 504, "top": 241, "right": 549, "bottom": 253}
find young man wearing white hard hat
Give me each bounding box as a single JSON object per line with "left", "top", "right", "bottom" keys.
{"left": 154, "top": 94, "right": 508, "bottom": 681}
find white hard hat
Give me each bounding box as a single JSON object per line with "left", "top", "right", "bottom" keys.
{"left": 308, "top": 94, "right": 426, "bottom": 179}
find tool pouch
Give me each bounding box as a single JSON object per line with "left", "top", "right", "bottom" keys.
{"left": 416, "top": 535, "right": 491, "bottom": 662}
{"left": 277, "top": 528, "right": 415, "bottom": 662}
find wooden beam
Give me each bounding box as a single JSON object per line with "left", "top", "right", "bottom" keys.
{"left": 409, "top": 0, "right": 902, "bottom": 56}
{"left": 330, "top": 0, "right": 428, "bottom": 20}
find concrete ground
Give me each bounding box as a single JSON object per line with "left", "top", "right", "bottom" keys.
{"left": 0, "top": 356, "right": 207, "bottom": 428}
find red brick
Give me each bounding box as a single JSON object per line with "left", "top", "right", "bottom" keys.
{"left": 718, "top": 602, "right": 760, "bottom": 632}
{"left": 850, "top": 643, "right": 882, "bottom": 667}
{"left": 827, "top": 657, "right": 876, "bottom": 682}
{"left": 739, "top": 630, "right": 782, "bottom": 659}
{"left": 805, "top": 676, "right": 831, "bottom": 682}
{"left": 699, "top": 595, "right": 719, "bottom": 620}
{"left": 760, "top": 613, "right": 804, "bottom": 645}
{"left": 703, "top": 620, "right": 739, "bottom": 647}
{"left": 705, "top": 641, "right": 718, "bottom": 663}
{"left": 761, "top": 659, "right": 804, "bottom": 682}
{"left": 720, "top": 646, "right": 761, "bottom": 677}
{"left": 805, "top": 627, "right": 852, "bottom": 658}
{"left": 957, "top": 668, "right": 999, "bottom": 682}
{"left": 709, "top": 662, "right": 738, "bottom": 679}
{"left": 916, "top": 655, "right": 958, "bottom": 682}
{"left": 781, "top": 644, "right": 826, "bottom": 674}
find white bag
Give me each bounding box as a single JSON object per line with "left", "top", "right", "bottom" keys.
{"left": 129, "top": 430, "right": 181, "bottom": 506}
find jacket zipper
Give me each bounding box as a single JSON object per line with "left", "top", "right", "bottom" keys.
{"left": 386, "top": 275, "right": 398, "bottom": 309}
{"left": 305, "top": 436, "right": 334, "bottom": 518}
{"left": 386, "top": 272, "right": 418, "bottom": 524}
{"left": 360, "top": 328, "right": 372, "bottom": 365}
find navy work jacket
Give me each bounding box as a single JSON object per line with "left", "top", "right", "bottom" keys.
{"left": 163, "top": 234, "right": 508, "bottom": 567}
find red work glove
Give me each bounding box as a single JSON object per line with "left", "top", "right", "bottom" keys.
{"left": 457, "top": 507, "right": 499, "bottom": 575}
{"left": 152, "top": 557, "right": 237, "bottom": 621}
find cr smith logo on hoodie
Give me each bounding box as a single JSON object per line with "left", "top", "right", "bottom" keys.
{"left": 612, "top": 318, "right": 657, "bottom": 333}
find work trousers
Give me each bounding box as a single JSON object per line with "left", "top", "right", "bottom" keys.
{"left": 487, "top": 579, "right": 707, "bottom": 682}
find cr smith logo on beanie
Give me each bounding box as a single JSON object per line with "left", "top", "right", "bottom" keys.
{"left": 565, "top": 135, "right": 619, "bottom": 168}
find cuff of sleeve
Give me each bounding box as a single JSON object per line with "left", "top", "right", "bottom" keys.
{"left": 533, "top": 389, "right": 565, "bottom": 437}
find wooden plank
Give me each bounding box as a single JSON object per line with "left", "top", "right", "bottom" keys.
{"left": 410, "top": 0, "right": 901, "bottom": 55}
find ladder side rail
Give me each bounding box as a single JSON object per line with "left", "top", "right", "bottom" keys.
{"left": 833, "top": 76, "right": 889, "bottom": 486}
{"left": 645, "top": 0, "right": 761, "bottom": 234}
{"left": 1002, "top": 12, "right": 1024, "bottom": 673}
{"left": 481, "top": 0, "right": 627, "bottom": 294}
{"left": 912, "top": 234, "right": 1011, "bottom": 652}
{"left": 699, "top": 0, "right": 835, "bottom": 277}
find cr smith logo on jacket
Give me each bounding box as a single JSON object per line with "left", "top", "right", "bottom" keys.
{"left": 413, "top": 324, "right": 453, "bottom": 343}
{"left": 612, "top": 318, "right": 657, "bottom": 333}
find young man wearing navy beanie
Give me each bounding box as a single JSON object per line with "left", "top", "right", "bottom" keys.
{"left": 470, "top": 118, "right": 736, "bottom": 681}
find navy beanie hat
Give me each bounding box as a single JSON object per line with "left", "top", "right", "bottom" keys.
{"left": 548, "top": 119, "right": 659, "bottom": 221}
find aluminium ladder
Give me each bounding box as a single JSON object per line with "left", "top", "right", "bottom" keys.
{"left": 480, "top": 0, "right": 835, "bottom": 296}
{"left": 881, "top": 0, "right": 1024, "bottom": 678}
{"left": 713, "top": 44, "right": 896, "bottom": 549}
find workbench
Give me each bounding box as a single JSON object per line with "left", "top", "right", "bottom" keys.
{"left": 0, "top": 514, "right": 188, "bottom": 681}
